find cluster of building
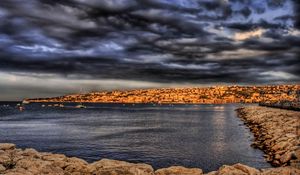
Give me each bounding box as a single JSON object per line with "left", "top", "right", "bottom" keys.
{"left": 28, "top": 85, "right": 300, "bottom": 104}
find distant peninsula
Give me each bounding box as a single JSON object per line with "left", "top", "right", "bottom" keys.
{"left": 26, "top": 85, "right": 299, "bottom": 104}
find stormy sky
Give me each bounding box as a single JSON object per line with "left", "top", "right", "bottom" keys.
{"left": 0, "top": 0, "right": 299, "bottom": 100}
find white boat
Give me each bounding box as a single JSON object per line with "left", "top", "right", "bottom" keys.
{"left": 22, "top": 100, "right": 30, "bottom": 104}
{"left": 75, "top": 104, "right": 86, "bottom": 108}
{"left": 75, "top": 89, "right": 86, "bottom": 108}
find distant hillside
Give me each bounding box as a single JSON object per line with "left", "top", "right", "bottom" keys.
{"left": 27, "top": 85, "right": 300, "bottom": 104}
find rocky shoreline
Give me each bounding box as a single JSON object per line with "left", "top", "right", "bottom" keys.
{"left": 1, "top": 106, "right": 300, "bottom": 175}
{"left": 236, "top": 106, "right": 300, "bottom": 168}
{"left": 0, "top": 143, "right": 299, "bottom": 175}
{"left": 0, "top": 143, "right": 300, "bottom": 175}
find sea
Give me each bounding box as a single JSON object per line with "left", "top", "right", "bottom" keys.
{"left": 0, "top": 102, "right": 271, "bottom": 172}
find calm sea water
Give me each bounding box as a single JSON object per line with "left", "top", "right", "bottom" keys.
{"left": 0, "top": 102, "right": 270, "bottom": 172}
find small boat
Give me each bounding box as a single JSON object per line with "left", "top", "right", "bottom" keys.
{"left": 59, "top": 104, "right": 64, "bottom": 108}
{"left": 41, "top": 104, "right": 46, "bottom": 107}
{"left": 22, "top": 100, "right": 30, "bottom": 104}
{"left": 75, "top": 104, "right": 86, "bottom": 108}
{"left": 75, "top": 89, "right": 86, "bottom": 108}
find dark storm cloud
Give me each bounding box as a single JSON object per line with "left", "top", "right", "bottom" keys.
{"left": 0, "top": 0, "right": 299, "bottom": 87}
{"left": 293, "top": 0, "right": 300, "bottom": 29}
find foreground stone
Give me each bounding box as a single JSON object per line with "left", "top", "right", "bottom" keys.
{"left": 0, "top": 144, "right": 15, "bottom": 151}
{"left": 1, "top": 143, "right": 300, "bottom": 175}
{"left": 236, "top": 106, "right": 300, "bottom": 168}
{"left": 155, "top": 166, "right": 203, "bottom": 175}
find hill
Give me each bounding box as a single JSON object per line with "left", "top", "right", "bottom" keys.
{"left": 27, "top": 85, "right": 300, "bottom": 104}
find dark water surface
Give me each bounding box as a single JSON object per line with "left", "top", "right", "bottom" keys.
{"left": 0, "top": 102, "right": 270, "bottom": 172}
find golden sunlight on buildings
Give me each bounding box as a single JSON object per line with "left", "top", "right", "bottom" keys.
{"left": 28, "top": 85, "right": 300, "bottom": 105}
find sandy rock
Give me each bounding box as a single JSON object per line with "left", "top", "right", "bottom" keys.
{"left": 272, "top": 142, "right": 290, "bottom": 152}
{"left": 5, "top": 158, "right": 75, "bottom": 175}
{"left": 274, "top": 154, "right": 281, "bottom": 160}
{"left": 64, "top": 163, "right": 89, "bottom": 174}
{"left": 204, "top": 171, "right": 217, "bottom": 175}
{"left": 15, "top": 158, "right": 52, "bottom": 174}
{"left": 21, "top": 148, "right": 40, "bottom": 159}
{"left": 275, "top": 150, "right": 286, "bottom": 156}
{"left": 285, "top": 133, "right": 297, "bottom": 139}
{"left": 90, "top": 158, "right": 154, "bottom": 175}
{"left": 4, "top": 170, "right": 34, "bottom": 175}
{"left": 210, "top": 163, "right": 261, "bottom": 175}
{"left": 0, "top": 154, "right": 9, "bottom": 164}
{"left": 280, "top": 152, "right": 293, "bottom": 164}
{"left": 67, "top": 157, "right": 88, "bottom": 165}
{"left": 293, "top": 149, "right": 300, "bottom": 159}
{"left": 203, "top": 164, "right": 265, "bottom": 175}
{"left": 215, "top": 165, "right": 248, "bottom": 175}
{"left": 0, "top": 144, "right": 15, "bottom": 151}
{"left": 232, "top": 163, "right": 260, "bottom": 175}
{"left": 42, "top": 153, "right": 67, "bottom": 162}
{"left": 51, "top": 159, "right": 68, "bottom": 169}
{"left": 63, "top": 157, "right": 90, "bottom": 174}
{"left": 0, "top": 164, "right": 6, "bottom": 172}
{"left": 260, "top": 166, "right": 300, "bottom": 175}
{"left": 155, "top": 166, "right": 203, "bottom": 175}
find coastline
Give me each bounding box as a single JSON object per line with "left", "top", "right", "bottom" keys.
{"left": 1, "top": 106, "right": 299, "bottom": 175}
{"left": 25, "top": 85, "right": 299, "bottom": 104}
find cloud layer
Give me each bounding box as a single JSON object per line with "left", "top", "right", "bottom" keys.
{"left": 0, "top": 0, "right": 299, "bottom": 99}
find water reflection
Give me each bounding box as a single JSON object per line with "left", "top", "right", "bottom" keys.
{"left": 212, "top": 111, "right": 226, "bottom": 154}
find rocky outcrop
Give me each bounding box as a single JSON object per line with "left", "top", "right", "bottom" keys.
{"left": 1, "top": 143, "right": 300, "bottom": 175}
{"left": 236, "top": 106, "right": 300, "bottom": 168}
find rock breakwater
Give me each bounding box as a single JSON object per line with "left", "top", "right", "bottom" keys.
{"left": 1, "top": 143, "right": 300, "bottom": 175}
{"left": 236, "top": 106, "right": 300, "bottom": 168}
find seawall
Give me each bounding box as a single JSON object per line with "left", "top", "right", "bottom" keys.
{"left": 236, "top": 106, "right": 300, "bottom": 168}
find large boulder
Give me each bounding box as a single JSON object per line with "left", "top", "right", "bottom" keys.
{"left": 89, "top": 158, "right": 154, "bottom": 175}
{"left": 232, "top": 163, "right": 260, "bottom": 175}
{"left": 215, "top": 165, "right": 249, "bottom": 175}
{"left": 3, "top": 158, "right": 64, "bottom": 175}
{"left": 21, "top": 149, "right": 40, "bottom": 159}
{"left": 63, "top": 157, "right": 90, "bottom": 174}
{"left": 0, "top": 144, "right": 15, "bottom": 151}
{"left": 212, "top": 163, "right": 260, "bottom": 175}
